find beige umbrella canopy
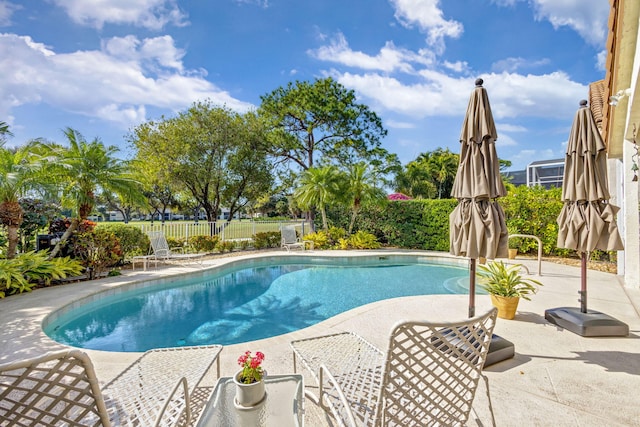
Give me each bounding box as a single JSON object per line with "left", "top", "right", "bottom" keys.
{"left": 450, "top": 78, "right": 508, "bottom": 317}
{"left": 556, "top": 99, "right": 624, "bottom": 313}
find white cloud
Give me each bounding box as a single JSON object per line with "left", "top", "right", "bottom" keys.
{"left": 596, "top": 49, "right": 607, "bottom": 71}
{"left": 497, "top": 123, "right": 527, "bottom": 132}
{"left": 530, "top": 0, "right": 609, "bottom": 46}
{"left": 389, "top": 0, "right": 463, "bottom": 52}
{"left": 491, "top": 57, "right": 550, "bottom": 73}
{"left": 103, "top": 35, "right": 185, "bottom": 72}
{"left": 332, "top": 68, "right": 587, "bottom": 122}
{"left": 386, "top": 119, "right": 416, "bottom": 129}
{"left": 496, "top": 132, "right": 518, "bottom": 147}
{"left": 0, "top": 33, "right": 252, "bottom": 129}
{"left": 50, "top": 0, "right": 188, "bottom": 30}
{"left": 308, "top": 32, "right": 434, "bottom": 73}
{"left": 0, "top": 1, "right": 20, "bottom": 26}
{"left": 443, "top": 60, "right": 470, "bottom": 74}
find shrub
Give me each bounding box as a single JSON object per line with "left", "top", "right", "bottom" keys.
{"left": 500, "top": 185, "right": 567, "bottom": 256}
{"left": 237, "top": 239, "right": 252, "bottom": 250}
{"left": 303, "top": 231, "right": 330, "bottom": 249}
{"left": 0, "top": 252, "right": 83, "bottom": 298}
{"left": 73, "top": 229, "right": 122, "bottom": 278}
{"left": 253, "top": 231, "right": 281, "bottom": 249}
{"left": 189, "top": 235, "right": 220, "bottom": 252}
{"left": 347, "top": 231, "right": 381, "bottom": 249}
{"left": 97, "top": 223, "right": 149, "bottom": 259}
{"left": 216, "top": 240, "right": 236, "bottom": 253}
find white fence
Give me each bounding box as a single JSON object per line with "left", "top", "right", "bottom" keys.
{"left": 133, "top": 220, "right": 312, "bottom": 241}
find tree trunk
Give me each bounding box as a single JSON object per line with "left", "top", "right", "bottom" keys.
{"left": 48, "top": 218, "right": 79, "bottom": 259}
{"left": 6, "top": 224, "right": 19, "bottom": 259}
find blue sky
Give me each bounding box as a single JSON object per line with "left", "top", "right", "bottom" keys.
{"left": 0, "top": 0, "right": 609, "bottom": 171}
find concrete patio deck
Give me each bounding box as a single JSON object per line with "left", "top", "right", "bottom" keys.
{"left": 1, "top": 250, "right": 639, "bottom": 426}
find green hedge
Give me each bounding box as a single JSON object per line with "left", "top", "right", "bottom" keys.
{"left": 325, "top": 186, "right": 584, "bottom": 257}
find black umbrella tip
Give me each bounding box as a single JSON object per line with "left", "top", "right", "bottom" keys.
{"left": 475, "top": 78, "right": 484, "bottom": 87}
{"left": 579, "top": 99, "right": 588, "bottom": 107}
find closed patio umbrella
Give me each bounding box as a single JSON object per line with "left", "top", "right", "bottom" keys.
{"left": 450, "top": 78, "right": 508, "bottom": 318}
{"left": 545, "top": 100, "right": 627, "bottom": 336}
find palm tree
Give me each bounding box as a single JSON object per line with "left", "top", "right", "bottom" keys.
{"left": 0, "top": 121, "right": 13, "bottom": 143}
{"left": 39, "top": 128, "right": 143, "bottom": 258}
{"left": 0, "top": 141, "right": 43, "bottom": 258}
{"left": 294, "top": 166, "right": 341, "bottom": 231}
{"left": 345, "top": 163, "right": 385, "bottom": 234}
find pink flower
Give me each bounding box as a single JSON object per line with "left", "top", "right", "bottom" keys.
{"left": 237, "top": 350, "right": 265, "bottom": 384}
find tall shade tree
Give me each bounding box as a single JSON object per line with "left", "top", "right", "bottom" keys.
{"left": 259, "top": 77, "right": 390, "bottom": 170}
{"left": 344, "top": 163, "right": 386, "bottom": 234}
{"left": 294, "top": 166, "right": 342, "bottom": 231}
{"left": 38, "top": 128, "right": 143, "bottom": 258}
{"left": 0, "top": 141, "right": 43, "bottom": 258}
{"left": 130, "top": 102, "right": 273, "bottom": 223}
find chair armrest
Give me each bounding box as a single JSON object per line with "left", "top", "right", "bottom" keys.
{"left": 153, "top": 377, "right": 191, "bottom": 427}
{"left": 318, "top": 364, "right": 360, "bottom": 427}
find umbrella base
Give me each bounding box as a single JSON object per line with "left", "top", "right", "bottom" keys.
{"left": 485, "top": 334, "right": 515, "bottom": 367}
{"left": 545, "top": 307, "right": 629, "bottom": 337}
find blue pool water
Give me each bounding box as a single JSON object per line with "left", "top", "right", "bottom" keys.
{"left": 44, "top": 256, "right": 471, "bottom": 352}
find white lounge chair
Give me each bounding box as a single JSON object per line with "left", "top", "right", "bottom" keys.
{"left": 281, "top": 225, "right": 312, "bottom": 251}
{"left": 0, "top": 345, "right": 222, "bottom": 426}
{"left": 148, "top": 231, "right": 205, "bottom": 265}
{"left": 291, "top": 308, "right": 498, "bottom": 426}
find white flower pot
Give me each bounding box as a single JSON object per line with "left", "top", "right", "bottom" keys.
{"left": 233, "top": 370, "right": 266, "bottom": 408}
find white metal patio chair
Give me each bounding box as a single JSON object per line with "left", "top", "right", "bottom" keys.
{"left": 147, "top": 231, "right": 205, "bottom": 265}
{"left": 291, "top": 308, "right": 498, "bottom": 426}
{"left": 281, "top": 225, "right": 312, "bottom": 251}
{"left": 0, "top": 345, "right": 222, "bottom": 426}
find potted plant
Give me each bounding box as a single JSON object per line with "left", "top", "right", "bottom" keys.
{"left": 233, "top": 351, "right": 266, "bottom": 407}
{"left": 477, "top": 261, "right": 543, "bottom": 319}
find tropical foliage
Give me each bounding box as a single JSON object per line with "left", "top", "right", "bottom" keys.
{"left": 394, "top": 148, "right": 458, "bottom": 199}
{"left": 0, "top": 251, "right": 83, "bottom": 298}
{"left": 35, "top": 128, "right": 143, "bottom": 258}
{"left": 477, "top": 261, "right": 543, "bottom": 300}
{"left": 0, "top": 141, "right": 45, "bottom": 258}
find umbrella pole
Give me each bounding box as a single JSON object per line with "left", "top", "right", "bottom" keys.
{"left": 580, "top": 252, "right": 587, "bottom": 313}
{"left": 469, "top": 258, "right": 476, "bottom": 318}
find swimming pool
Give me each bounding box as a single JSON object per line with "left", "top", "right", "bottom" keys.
{"left": 44, "top": 255, "right": 473, "bottom": 352}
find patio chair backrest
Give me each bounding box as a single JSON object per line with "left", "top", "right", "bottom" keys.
{"left": 148, "top": 230, "right": 171, "bottom": 257}
{"left": 0, "top": 350, "right": 111, "bottom": 426}
{"left": 375, "top": 308, "right": 498, "bottom": 426}
{"left": 281, "top": 226, "right": 299, "bottom": 244}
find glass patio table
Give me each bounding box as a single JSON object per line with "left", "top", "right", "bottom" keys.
{"left": 195, "top": 374, "right": 304, "bottom": 426}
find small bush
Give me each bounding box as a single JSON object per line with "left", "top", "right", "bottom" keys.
{"left": 98, "top": 223, "right": 149, "bottom": 259}
{"left": 303, "top": 231, "right": 330, "bottom": 249}
{"left": 189, "top": 235, "right": 220, "bottom": 252}
{"left": 253, "top": 231, "right": 281, "bottom": 249}
{"left": 347, "top": 231, "right": 381, "bottom": 249}
{"left": 73, "top": 229, "right": 122, "bottom": 278}
{"left": 234, "top": 239, "right": 252, "bottom": 250}
{"left": 216, "top": 240, "right": 236, "bottom": 253}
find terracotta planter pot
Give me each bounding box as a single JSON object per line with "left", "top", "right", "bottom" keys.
{"left": 490, "top": 294, "right": 520, "bottom": 320}
{"left": 233, "top": 370, "right": 266, "bottom": 407}
{"left": 508, "top": 248, "right": 518, "bottom": 259}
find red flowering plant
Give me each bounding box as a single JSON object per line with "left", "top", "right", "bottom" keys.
{"left": 237, "top": 351, "right": 265, "bottom": 384}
